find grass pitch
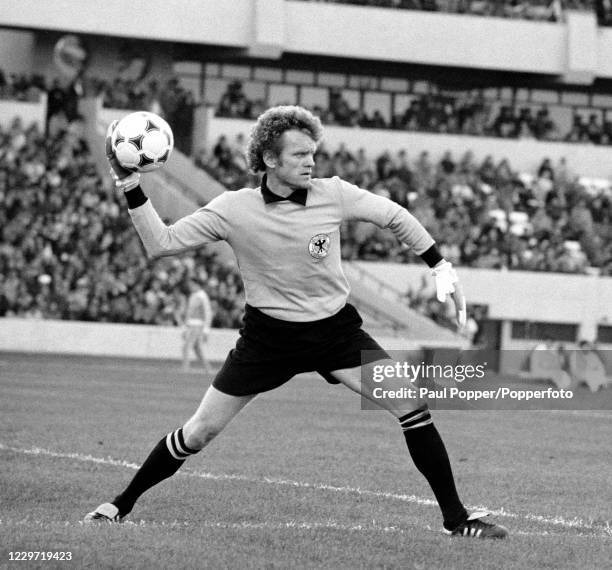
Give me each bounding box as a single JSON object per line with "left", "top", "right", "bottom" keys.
{"left": 1, "top": 352, "right": 610, "bottom": 569}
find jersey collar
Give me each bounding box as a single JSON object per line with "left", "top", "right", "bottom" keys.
{"left": 260, "top": 175, "right": 307, "bottom": 206}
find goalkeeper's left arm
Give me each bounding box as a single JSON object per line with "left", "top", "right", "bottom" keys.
{"left": 338, "top": 177, "right": 467, "bottom": 328}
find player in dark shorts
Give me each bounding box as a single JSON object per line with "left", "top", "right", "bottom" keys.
{"left": 85, "top": 105, "right": 507, "bottom": 539}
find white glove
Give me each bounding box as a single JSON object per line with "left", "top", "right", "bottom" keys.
{"left": 431, "top": 261, "right": 467, "bottom": 328}
{"left": 431, "top": 260, "right": 458, "bottom": 302}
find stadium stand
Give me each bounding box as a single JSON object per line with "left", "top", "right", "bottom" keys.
{"left": 16, "top": 62, "right": 591, "bottom": 149}
{"left": 210, "top": 77, "right": 612, "bottom": 147}
{"left": 0, "top": 69, "right": 196, "bottom": 152}
{"left": 214, "top": 81, "right": 564, "bottom": 141}
{"left": 0, "top": 70, "right": 46, "bottom": 102}
{"left": 0, "top": 14, "right": 609, "bottom": 373}
{"left": 297, "top": 0, "right": 588, "bottom": 22}
{"left": 0, "top": 116, "right": 244, "bottom": 326}
{"left": 197, "top": 134, "right": 612, "bottom": 275}
{"left": 1, "top": 50, "right": 611, "bottom": 336}
{"left": 3, "top": 62, "right": 610, "bottom": 281}
{"left": 11, "top": 64, "right": 601, "bottom": 150}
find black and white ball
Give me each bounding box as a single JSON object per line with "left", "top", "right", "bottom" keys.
{"left": 111, "top": 111, "right": 174, "bottom": 172}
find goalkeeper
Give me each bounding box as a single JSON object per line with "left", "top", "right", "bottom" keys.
{"left": 85, "top": 105, "right": 507, "bottom": 539}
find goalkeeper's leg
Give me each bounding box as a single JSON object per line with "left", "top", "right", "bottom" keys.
{"left": 84, "top": 386, "right": 255, "bottom": 522}
{"left": 329, "top": 363, "right": 507, "bottom": 538}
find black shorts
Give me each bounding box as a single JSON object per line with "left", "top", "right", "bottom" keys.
{"left": 212, "top": 303, "right": 389, "bottom": 396}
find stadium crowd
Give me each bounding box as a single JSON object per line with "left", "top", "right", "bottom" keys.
{"left": 0, "top": 69, "right": 197, "bottom": 153}
{"left": 6, "top": 68, "right": 612, "bottom": 148}
{"left": 0, "top": 70, "right": 46, "bottom": 102}
{"left": 0, "top": 113, "right": 459, "bottom": 332}
{"left": 300, "top": 0, "right": 588, "bottom": 22}
{"left": 197, "top": 134, "right": 612, "bottom": 275}
{"left": 0, "top": 117, "right": 244, "bottom": 326}
{"left": 2, "top": 67, "right": 611, "bottom": 332}
{"left": 216, "top": 82, "right": 612, "bottom": 145}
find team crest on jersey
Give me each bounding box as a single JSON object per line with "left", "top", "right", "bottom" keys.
{"left": 308, "top": 234, "right": 330, "bottom": 260}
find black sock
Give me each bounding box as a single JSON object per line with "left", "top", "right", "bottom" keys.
{"left": 113, "top": 427, "right": 198, "bottom": 516}
{"left": 399, "top": 406, "right": 468, "bottom": 529}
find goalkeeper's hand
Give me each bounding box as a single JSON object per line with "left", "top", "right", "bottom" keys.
{"left": 431, "top": 260, "right": 467, "bottom": 328}
{"left": 106, "top": 120, "right": 141, "bottom": 192}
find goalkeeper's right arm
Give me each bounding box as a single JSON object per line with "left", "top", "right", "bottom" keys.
{"left": 126, "top": 197, "right": 228, "bottom": 259}
{"left": 106, "top": 120, "right": 229, "bottom": 258}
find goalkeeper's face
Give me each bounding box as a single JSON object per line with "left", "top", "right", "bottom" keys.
{"left": 269, "top": 129, "right": 316, "bottom": 190}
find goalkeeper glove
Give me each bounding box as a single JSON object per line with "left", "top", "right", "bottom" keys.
{"left": 106, "top": 120, "right": 141, "bottom": 192}
{"left": 431, "top": 260, "right": 467, "bottom": 328}
{"left": 431, "top": 260, "right": 458, "bottom": 302}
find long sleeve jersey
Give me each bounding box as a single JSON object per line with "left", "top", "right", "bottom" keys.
{"left": 129, "top": 176, "right": 435, "bottom": 322}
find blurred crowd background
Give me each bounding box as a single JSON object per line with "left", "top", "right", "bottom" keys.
{"left": 0, "top": 116, "right": 244, "bottom": 327}
{"left": 5, "top": 70, "right": 612, "bottom": 147}
{"left": 1, "top": 3, "right": 611, "bottom": 339}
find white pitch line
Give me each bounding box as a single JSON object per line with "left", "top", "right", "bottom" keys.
{"left": 0, "top": 518, "right": 601, "bottom": 539}
{"left": 1, "top": 443, "right": 610, "bottom": 537}
{"left": 0, "top": 518, "right": 405, "bottom": 534}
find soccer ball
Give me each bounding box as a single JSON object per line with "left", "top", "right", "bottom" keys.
{"left": 111, "top": 111, "right": 174, "bottom": 172}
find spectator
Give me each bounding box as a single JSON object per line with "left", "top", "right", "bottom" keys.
{"left": 218, "top": 80, "right": 252, "bottom": 119}
{"left": 585, "top": 113, "right": 602, "bottom": 144}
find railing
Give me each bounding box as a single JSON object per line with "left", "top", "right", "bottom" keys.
{"left": 345, "top": 260, "right": 408, "bottom": 304}
{"left": 155, "top": 166, "right": 206, "bottom": 208}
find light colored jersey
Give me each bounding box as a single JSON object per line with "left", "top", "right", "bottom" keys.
{"left": 129, "top": 176, "right": 434, "bottom": 321}
{"left": 186, "top": 289, "right": 212, "bottom": 329}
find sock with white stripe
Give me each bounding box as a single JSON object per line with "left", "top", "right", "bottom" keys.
{"left": 399, "top": 405, "right": 468, "bottom": 530}
{"left": 112, "top": 428, "right": 198, "bottom": 516}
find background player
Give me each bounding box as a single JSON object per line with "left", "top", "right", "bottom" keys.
{"left": 181, "top": 278, "right": 213, "bottom": 373}
{"left": 85, "top": 105, "right": 507, "bottom": 539}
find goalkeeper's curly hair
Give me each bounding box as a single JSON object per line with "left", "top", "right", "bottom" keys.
{"left": 247, "top": 105, "right": 323, "bottom": 173}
